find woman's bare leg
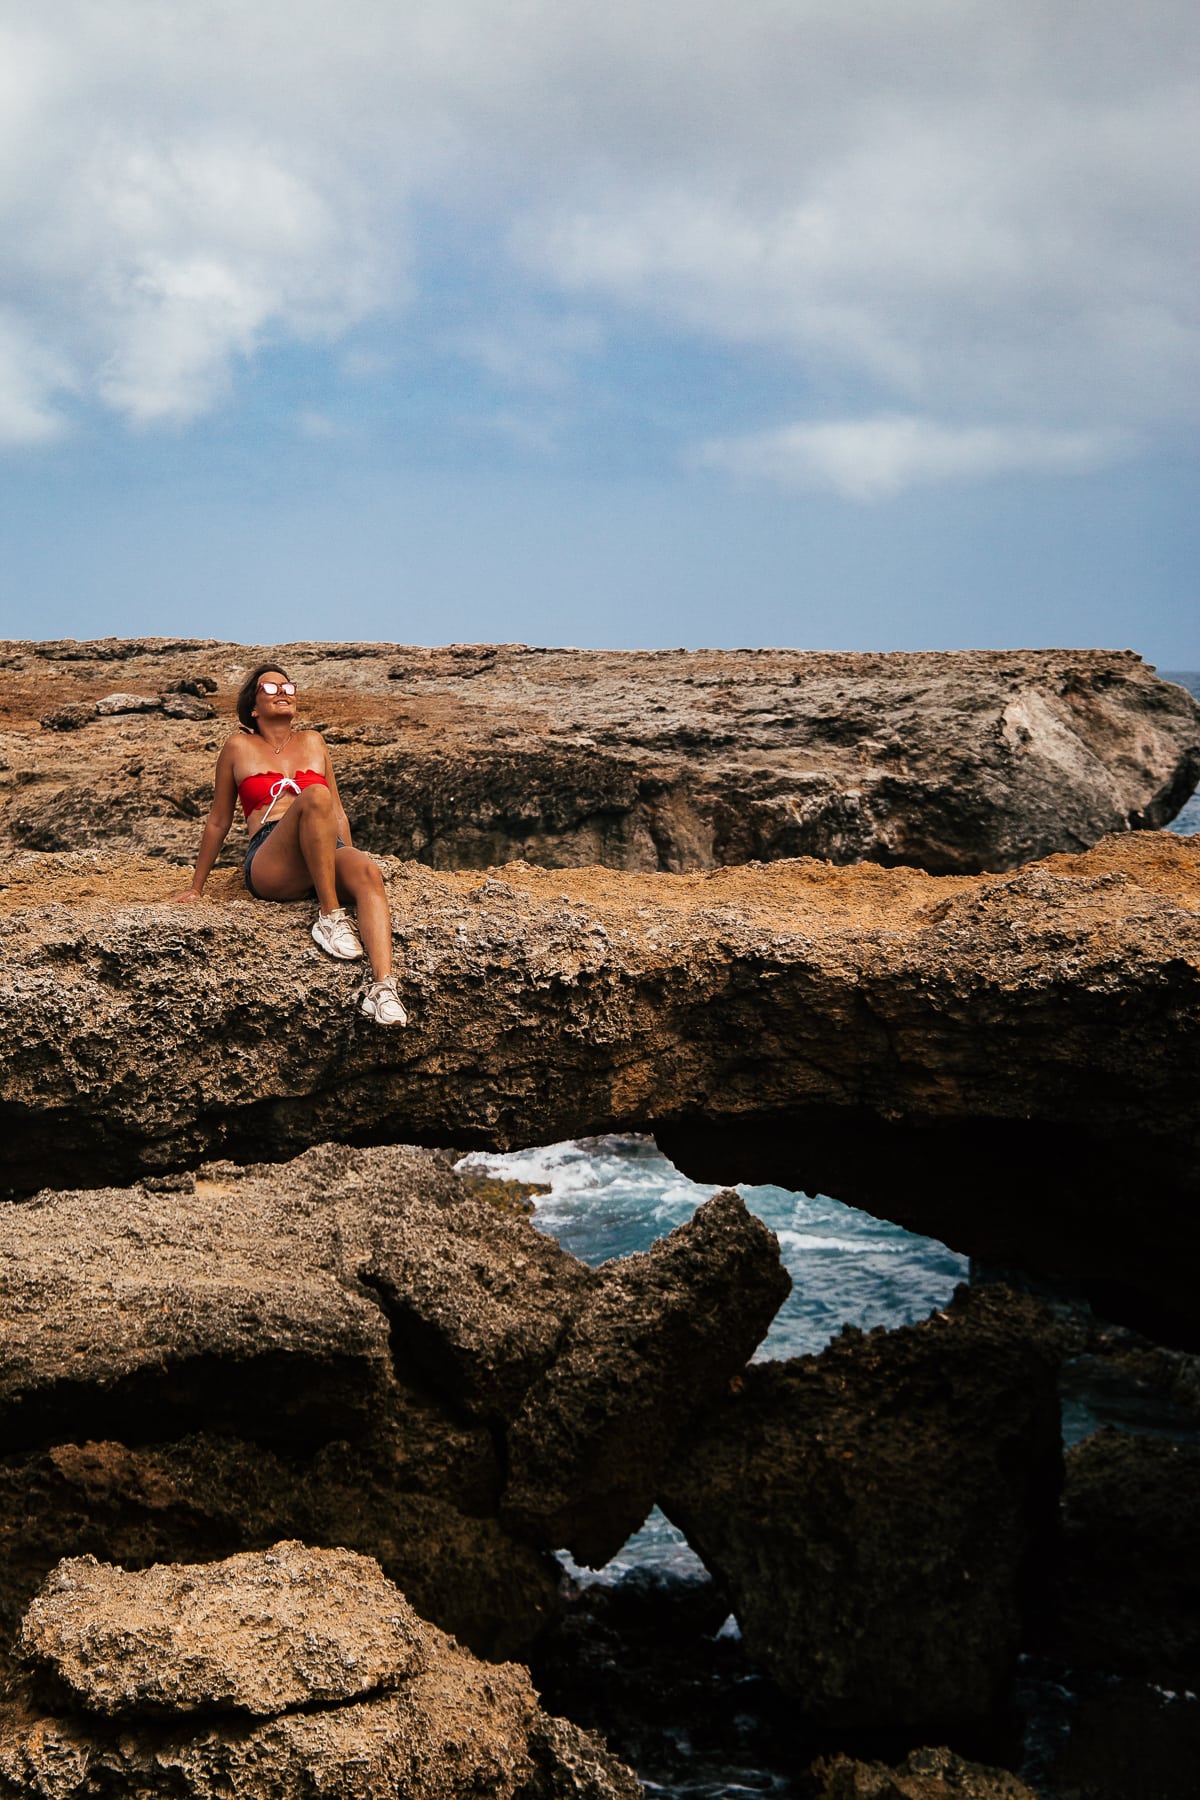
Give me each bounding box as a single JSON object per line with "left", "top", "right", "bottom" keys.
{"left": 295, "top": 789, "right": 340, "bottom": 915}
{"left": 334, "top": 849, "right": 393, "bottom": 980}
{"left": 245, "top": 787, "right": 341, "bottom": 913}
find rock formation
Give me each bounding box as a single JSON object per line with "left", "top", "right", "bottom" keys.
{"left": 1, "top": 831, "right": 1196, "bottom": 1342}
{"left": 2, "top": 640, "right": 1196, "bottom": 875}
{"left": 1052, "top": 1428, "right": 1200, "bottom": 1685}
{"left": 19, "top": 1541, "right": 428, "bottom": 1718}
{"left": 0, "top": 1142, "right": 788, "bottom": 1670}
{"left": 0, "top": 1542, "right": 640, "bottom": 1799}
{"left": 808, "top": 1746, "right": 1043, "bottom": 1800}
{"left": 658, "top": 1286, "right": 1063, "bottom": 1728}
{"left": 501, "top": 1189, "right": 791, "bottom": 1565}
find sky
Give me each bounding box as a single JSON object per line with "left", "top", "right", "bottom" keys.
{"left": 0, "top": 1, "right": 1196, "bottom": 661}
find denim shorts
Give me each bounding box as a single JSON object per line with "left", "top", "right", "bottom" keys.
{"left": 244, "top": 820, "right": 346, "bottom": 899}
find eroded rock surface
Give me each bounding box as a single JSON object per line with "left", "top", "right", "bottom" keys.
{"left": 0, "top": 1433, "right": 554, "bottom": 1671}
{"left": 809, "top": 1745, "right": 1044, "bottom": 1799}
{"left": 19, "top": 1541, "right": 426, "bottom": 1718}
{"left": 0, "top": 1142, "right": 787, "bottom": 1674}
{"left": 1, "top": 833, "right": 1197, "bottom": 1341}
{"left": 502, "top": 1190, "right": 792, "bottom": 1565}
{"left": 362, "top": 1187, "right": 595, "bottom": 1425}
{"left": 659, "top": 1286, "right": 1063, "bottom": 1729}
{"left": 0, "top": 1171, "right": 396, "bottom": 1451}
{"left": 1053, "top": 1428, "right": 1200, "bottom": 1684}
{"left": 0, "top": 1544, "right": 641, "bottom": 1800}
{"left": 1, "top": 639, "right": 1196, "bottom": 875}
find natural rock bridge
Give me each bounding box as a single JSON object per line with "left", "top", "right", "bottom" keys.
{"left": 2, "top": 832, "right": 1196, "bottom": 1343}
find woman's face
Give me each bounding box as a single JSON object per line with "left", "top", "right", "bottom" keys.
{"left": 253, "top": 671, "right": 297, "bottom": 728}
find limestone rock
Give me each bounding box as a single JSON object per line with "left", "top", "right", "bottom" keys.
{"left": 39, "top": 704, "right": 92, "bottom": 731}
{"left": 362, "top": 1190, "right": 594, "bottom": 1424}
{"left": 94, "top": 692, "right": 161, "bottom": 715}
{"left": 521, "top": 1714, "right": 642, "bottom": 1798}
{"left": 0, "top": 1142, "right": 789, "bottom": 1671}
{"left": 0, "top": 1144, "right": 581, "bottom": 1663}
{"left": 160, "top": 692, "right": 215, "bottom": 721}
{"left": 0, "top": 1168, "right": 396, "bottom": 1452}
{"left": 809, "top": 1745, "right": 1044, "bottom": 1799}
{"left": 0, "top": 834, "right": 1196, "bottom": 1342}
{"left": 1, "top": 640, "right": 1196, "bottom": 874}
{"left": 0, "top": 1139, "right": 587, "bottom": 1454}
{"left": 1053, "top": 1427, "right": 1200, "bottom": 1683}
{"left": 659, "top": 1286, "right": 1063, "bottom": 1728}
{"left": 503, "top": 1190, "right": 791, "bottom": 1565}
{"left": 19, "top": 1541, "right": 426, "bottom": 1718}
{"left": 0, "top": 1545, "right": 639, "bottom": 1799}
{"left": 164, "top": 677, "right": 219, "bottom": 697}
{"left": 0, "top": 1430, "right": 558, "bottom": 1677}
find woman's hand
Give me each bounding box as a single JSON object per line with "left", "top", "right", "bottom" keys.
{"left": 168, "top": 888, "right": 205, "bottom": 904}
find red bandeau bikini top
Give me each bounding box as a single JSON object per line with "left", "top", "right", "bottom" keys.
{"left": 238, "top": 768, "right": 329, "bottom": 821}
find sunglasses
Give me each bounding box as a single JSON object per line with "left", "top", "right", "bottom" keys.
{"left": 256, "top": 681, "right": 296, "bottom": 697}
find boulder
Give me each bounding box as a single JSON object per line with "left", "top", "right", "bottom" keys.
{"left": 659, "top": 1286, "right": 1063, "bottom": 1728}
{"left": 809, "top": 1746, "right": 1043, "bottom": 1799}
{"left": 503, "top": 1190, "right": 791, "bottom": 1565}
{"left": 0, "top": 834, "right": 1196, "bottom": 1342}
{"left": 0, "top": 1430, "right": 557, "bottom": 1674}
{"left": 1052, "top": 1427, "right": 1200, "bottom": 1684}
{"left": 2, "top": 639, "right": 1197, "bottom": 873}
{"left": 39, "top": 704, "right": 92, "bottom": 731}
{"left": 0, "top": 1544, "right": 641, "bottom": 1799}
{"left": 0, "top": 1143, "right": 577, "bottom": 1663}
{"left": 160, "top": 692, "right": 215, "bottom": 721}
{"left": 19, "top": 1541, "right": 427, "bottom": 1718}
{"left": 94, "top": 692, "right": 161, "bottom": 716}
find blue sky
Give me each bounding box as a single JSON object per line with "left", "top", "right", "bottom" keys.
{"left": 1, "top": 1, "right": 1196, "bottom": 661}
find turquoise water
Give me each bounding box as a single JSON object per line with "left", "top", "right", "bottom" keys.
{"left": 459, "top": 1134, "right": 968, "bottom": 1366}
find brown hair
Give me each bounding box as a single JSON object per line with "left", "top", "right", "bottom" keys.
{"left": 235, "top": 662, "right": 293, "bottom": 736}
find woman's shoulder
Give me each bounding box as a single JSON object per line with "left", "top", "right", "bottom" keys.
{"left": 220, "top": 728, "right": 260, "bottom": 770}
{"left": 296, "top": 727, "right": 329, "bottom": 762}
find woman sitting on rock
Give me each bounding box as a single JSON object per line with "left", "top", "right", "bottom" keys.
{"left": 171, "top": 662, "right": 407, "bottom": 1026}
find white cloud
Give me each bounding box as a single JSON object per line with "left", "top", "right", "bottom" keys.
{"left": 0, "top": 317, "right": 70, "bottom": 445}
{"left": 0, "top": 0, "right": 1195, "bottom": 472}
{"left": 695, "top": 414, "right": 1138, "bottom": 501}
{"left": 446, "top": 312, "right": 602, "bottom": 393}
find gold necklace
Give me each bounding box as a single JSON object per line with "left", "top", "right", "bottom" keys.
{"left": 260, "top": 725, "right": 296, "bottom": 764}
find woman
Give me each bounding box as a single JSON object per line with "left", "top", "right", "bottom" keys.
{"left": 171, "top": 662, "right": 407, "bottom": 1026}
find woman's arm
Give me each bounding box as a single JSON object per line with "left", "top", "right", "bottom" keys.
{"left": 318, "top": 734, "right": 354, "bottom": 848}
{"left": 170, "top": 738, "right": 240, "bottom": 901}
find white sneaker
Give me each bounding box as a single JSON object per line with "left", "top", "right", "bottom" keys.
{"left": 312, "top": 908, "right": 364, "bottom": 960}
{"left": 361, "top": 976, "right": 408, "bottom": 1027}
